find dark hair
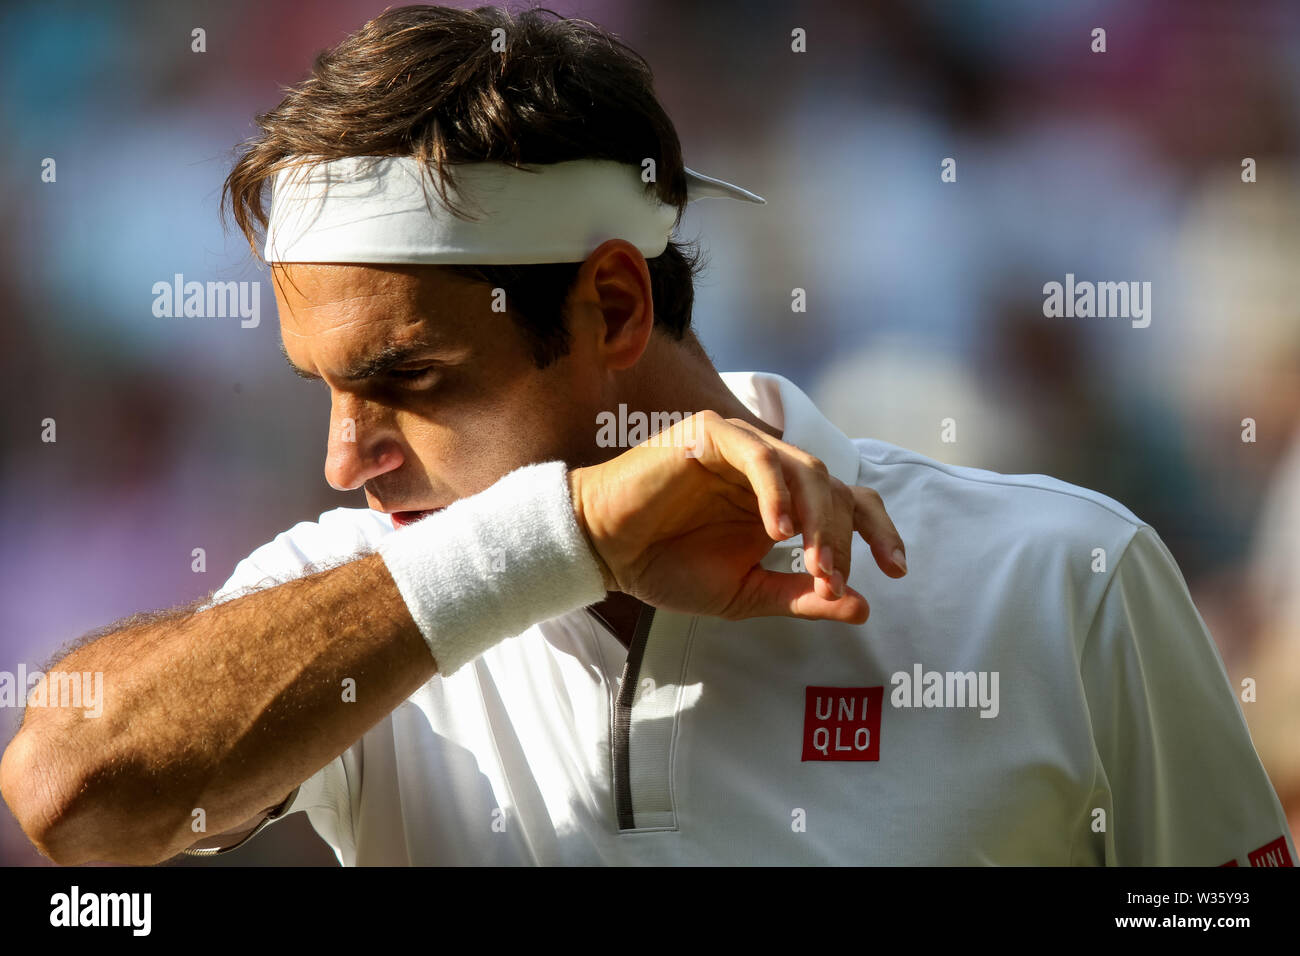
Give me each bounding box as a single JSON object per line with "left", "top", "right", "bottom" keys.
{"left": 223, "top": 4, "right": 706, "bottom": 367}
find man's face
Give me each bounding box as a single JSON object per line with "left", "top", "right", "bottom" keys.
{"left": 274, "top": 262, "right": 603, "bottom": 527}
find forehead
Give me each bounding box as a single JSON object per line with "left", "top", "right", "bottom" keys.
{"left": 272, "top": 262, "right": 474, "bottom": 336}
{"left": 272, "top": 263, "right": 488, "bottom": 379}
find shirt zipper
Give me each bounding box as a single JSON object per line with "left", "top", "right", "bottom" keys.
{"left": 611, "top": 603, "right": 656, "bottom": 830}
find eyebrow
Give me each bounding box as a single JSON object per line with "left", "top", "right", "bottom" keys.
{"left": 279, "top": 339, "right": 447, "bottom": 382}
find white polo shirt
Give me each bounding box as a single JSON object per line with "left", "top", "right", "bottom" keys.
{"left": 200, "top": 371, "right": 1296, "bottom": 866}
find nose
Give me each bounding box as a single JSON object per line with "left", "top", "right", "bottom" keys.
{"left": 323, "top": 391, "right": 404, "bottom": 492}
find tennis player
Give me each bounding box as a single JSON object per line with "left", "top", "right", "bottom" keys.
{"left": 2, "top": 5, "right": 1292, "bottom": 867}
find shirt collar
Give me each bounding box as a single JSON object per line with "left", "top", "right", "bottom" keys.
{"left": 720, "top": 371, "right": 861, "bottom": 488}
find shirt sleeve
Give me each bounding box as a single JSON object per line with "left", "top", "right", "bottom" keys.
{"left": 1080, "top": 524, "right": 1297, "bottom": 866}
{"left": 179, "top": 751, "right": 353, "bottom": 862}
{"left": 199, "top": 509, "right": 384, "bottom": 610}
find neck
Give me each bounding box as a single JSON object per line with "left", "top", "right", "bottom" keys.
{"left": 583, "top": 335, "right": 784, "bottom": 636}
{"left": 615, "top": 334, "right": 782, "bottom": 451}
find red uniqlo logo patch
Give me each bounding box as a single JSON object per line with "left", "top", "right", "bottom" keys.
{"left": 1248, "top": 836, "right": 1294, "bottom": 867}
{"left": 802, "top": 686, "right": 882, "bottom": 761}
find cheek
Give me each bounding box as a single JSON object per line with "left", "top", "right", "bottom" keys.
{"left": 405, "top": 360, "right": 594, "bottom": 487}
{"left": 504, "top": 391, "right": 575, "bottom": 454}
{"left": 496, "top": 380, "right": 592, "bottom": 464}
{"left": 401, "top": 392, "right": 562, "bottom": 485}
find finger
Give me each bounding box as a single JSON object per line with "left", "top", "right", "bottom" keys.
{"left": 723, "top": 418, "right": 838, "bottom": 583}
{"left": 852, "top": 485, "right": 908, "bottom": 577}
{"left": 725, "top": 567, "right": 870, "bottom": 623}
{"left": 812, "top": 572, "right": 846, "bottom": 603}
{"left": 823, "top": 478, "right": 857, "bottom": 596}
{"left": 687, "top": 413, "right": 795, "bottom": 541}
{"left": 779, "top": 448, "right": 836, "bottom": 585}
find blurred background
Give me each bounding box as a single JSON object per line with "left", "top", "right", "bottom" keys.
{"left": 1, "top": 0, "right": 1297, "bottom": 866}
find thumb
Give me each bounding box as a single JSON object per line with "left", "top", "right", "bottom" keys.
{"left": 725, "top": 568, "right": 871, "bottom": 623}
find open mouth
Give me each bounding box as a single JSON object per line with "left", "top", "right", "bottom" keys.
{"left": 391, "top": 508, "right": 444, "bottom": 529}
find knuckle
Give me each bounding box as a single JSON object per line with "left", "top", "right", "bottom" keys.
{"left": 856, "top": 485, "right": 884, "bottom": 507}
{"left": 748, "top": 445, "right": 780, "bottom": 469}
{"left": 692, "top": 409, "right": 723, "bottom": 427}
{"left": 831, "top": 478, "right": 854, "bottom": 505}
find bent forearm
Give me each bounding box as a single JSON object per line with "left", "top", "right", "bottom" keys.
{"left": 2, "top": 459, "right": 609, "bottom": 866}
{"left": 1, "top": 552, "right": 431, "bottom": 865}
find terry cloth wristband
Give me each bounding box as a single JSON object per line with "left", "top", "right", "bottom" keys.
{"left": 375, "top": 460, "right": 608, "bottom": 677}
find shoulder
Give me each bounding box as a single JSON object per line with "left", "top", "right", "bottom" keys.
{"left": 210, "top": 507, "right": 394, "bottom": 603}
{"left": 262, "top": 505, "right": 395, "bottom": 562}
{"left": 851, "top": 437, "right": 1148, "bottom": 557}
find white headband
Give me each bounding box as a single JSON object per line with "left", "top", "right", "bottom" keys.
{"left": 263, "top": 156, "right": 765, "bottom": 265}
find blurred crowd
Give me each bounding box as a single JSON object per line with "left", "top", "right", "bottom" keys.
{"left": 1, "top": 0, "right": 1296, "bottom": 865}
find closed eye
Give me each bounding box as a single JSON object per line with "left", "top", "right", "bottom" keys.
{"left": 387, "top": 366, "right": 439, "bottom": 388}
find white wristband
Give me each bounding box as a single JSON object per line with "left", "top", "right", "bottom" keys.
{"left": 376, "top": 460, "right": 608, "bottom": 676}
